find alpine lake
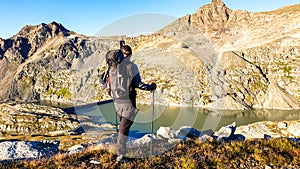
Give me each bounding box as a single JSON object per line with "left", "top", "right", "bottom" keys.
{"left": 60, "top": 100, "right": 300, "bottom": 138}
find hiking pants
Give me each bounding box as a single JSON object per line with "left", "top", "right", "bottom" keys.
{"left": 114, "top": 99, "right": 137, "bottom": 156}
{"left": 117, "top": 116, "right": 134, "bottom": 155}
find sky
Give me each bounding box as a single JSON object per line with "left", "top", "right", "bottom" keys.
{"left": 0, "top": 0, "right": 299, "bottom": 39}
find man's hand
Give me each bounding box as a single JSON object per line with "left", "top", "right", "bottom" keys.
{"left": 150, "top": 83, "right": 157, "bottom": 91}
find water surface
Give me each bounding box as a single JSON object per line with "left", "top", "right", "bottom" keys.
{"left": 70, "top": 101, "right": 300, "bottom": 138}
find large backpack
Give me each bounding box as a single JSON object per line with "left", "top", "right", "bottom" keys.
{"left": 105, "top": 49, "right": 133, "bottom": 99}
{"left": 106, "top": 50, "right": 124, "bottom": 68}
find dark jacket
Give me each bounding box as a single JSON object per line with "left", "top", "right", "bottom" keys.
{"left": 129, "top": 61, "right": 153, "bottom": 107}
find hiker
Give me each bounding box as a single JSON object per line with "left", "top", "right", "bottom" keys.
{"left": 101, "top": 43, "right": 156, "bottom": 162}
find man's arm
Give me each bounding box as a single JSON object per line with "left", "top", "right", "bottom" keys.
{"left": 131, "top": 63, "right": 156, "bottom": 91}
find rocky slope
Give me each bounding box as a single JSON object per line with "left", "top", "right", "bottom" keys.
{"left": 0, "top": 1, "right": 299, "bottom": 110}
{"left": 0, "top": 103, "right": 79, "bottom": 135}
{"left": 159, "top": 0, "right": 300, "bottom": 109}
{"left": 0, "top": 22, "right": 119, "bottom": 105}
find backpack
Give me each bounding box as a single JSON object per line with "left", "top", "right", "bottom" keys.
{"left": 105, "top": 49, "right": 133, "bottom": 99}
{"left": 106, "top": 49, "right": 124, "bottom": 68}
{"left": 100, "top": 50, "right": 123, "bottom": 86}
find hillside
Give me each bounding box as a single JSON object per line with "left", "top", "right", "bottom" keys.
{"left": 157, "top": 0, "right": 300, "bottom": 109}
{"left": 0, "top": 0, "right": 299, "bottom": 109}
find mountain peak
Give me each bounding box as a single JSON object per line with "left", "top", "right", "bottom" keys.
{"left": 190, "top": 0, "right": 231, "bottom": 33}
{"left": 47, "top": 21, "right": 70, "bottom": 34}
{"left": 16, "top": 21, "right": 70, "bottom": 39}
{"left": 211, "top": 0, "right": 224, "bottom": 5}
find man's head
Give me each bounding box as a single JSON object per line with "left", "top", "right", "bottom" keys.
{"left": 121, "top": 45, "right": 132, "bottom": 57}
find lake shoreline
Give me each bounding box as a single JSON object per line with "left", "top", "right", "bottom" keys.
{"left": 0, "top": 101, "right": 299, "bottom": 151}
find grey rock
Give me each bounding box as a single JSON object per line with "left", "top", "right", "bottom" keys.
{"left": 0, "top": 140, "right": 59, "bottom": 162}
{"left": 235, "top": 120, "right": 300, "bottom": 139}
{"left": 288, "top": 138, "right": 300, "bottom": 143}
{"left": 286, "top": 122, "right": 300, "bottom": 137}
{"left": 265, "top": 165, "right": 272, "bottom": 169}
{"left": 67, "top": 144, "right": 86, "bottom": 155}
{"left": 156, "top": 127, "right": 176, "bottom": 139}
{"left": 132, "top": 134, "right": 154, "bottom": 145}
{"left": 215, "top": 122, "right": 236, "bottom": 141}
{"left": 264, "top": 134, "right": 272, "bottom": 140}
{"left": 197, "top": 134, "right": 213, "bottom": 143}
{"left": 176, "top": 126, "right": 202, "bottom": 139}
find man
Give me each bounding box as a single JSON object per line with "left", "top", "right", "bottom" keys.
{"left": 105, "top": 44, "right": 156, "bottom": 162}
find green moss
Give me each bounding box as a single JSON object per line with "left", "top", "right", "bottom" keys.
{"left": 253, "top": 81, "right": 264, "bottom": 90}
{"left": 55, "top": 88, "right": 72, "bottom": 99}
{"left": 283, "top": 66, "right": 292, "bottom": 74}
{"left": 98, "top": 66, "right": 108, "bottom": 74}
{"left": 47, "top": 88, "right": 54, "bottom": 95}
{"left": 95, "top": 93, "right": 105, "bottom": 101}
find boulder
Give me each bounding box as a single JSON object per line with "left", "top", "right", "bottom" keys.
{"left": 235, "top": 120, "right": 300, "bottom": 139}
{"left": 197, "top": 134, "right": 214, "bottom": 143}
{"left": 67, "top": 144, "right": 86, "bottom": 155}
{"left": 215, "top": 122, "right": 236, "bottom": 141}
{"left": 132, "top": 134, "right": 155, "bottom": 145}
{"left": 0, "top": 140, "right": 59, "bottom": 162}
{"left": 156, "top": 127, "right": 176, "bottom": 139}
{"left": 176, "top": 126, "right": 202, "bottom": 139}
{"left": 286, "top": 122, "right": 300, "bottom": 137}
{"left": 264, "top": 134, "right": 272, "bottom": 140}
{"left": 278, "top": 122, "right": 288, "bottom": 129}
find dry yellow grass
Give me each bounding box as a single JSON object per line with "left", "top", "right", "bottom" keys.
{"left": 1, "top": 138, "right": 299, "bottom": 169}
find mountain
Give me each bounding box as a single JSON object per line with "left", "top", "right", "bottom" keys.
{"left": 0, "top": 21, "right": 117, "bottom": 104}
{"left": 0, "top": 1, "right": 299, "bottom": 110}
{"left": 156, "top": 0, "right": 300, "bottom": 109}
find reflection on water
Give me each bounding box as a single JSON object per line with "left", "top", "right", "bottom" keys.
{"left": 70, "top": 101, "right": 300, "bottom": 136}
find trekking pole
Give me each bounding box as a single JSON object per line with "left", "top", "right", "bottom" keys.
{"left": 150, "top": 91, "right": 155, "bottom": 163}
{"left": 115, "top": 111, "right": 118, "bottom": 132}
{"left": 115, "top": 110, "right": 118, "bottom": 142}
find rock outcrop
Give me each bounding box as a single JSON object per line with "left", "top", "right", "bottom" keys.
{"left": 0, "top": 103, "right": 80, "bottom": 135}
{"left": 0, "top": 140, "right": 59, "bottom": 162}
{"left": 235, "top": 120, "right": 300, "bottom": 139}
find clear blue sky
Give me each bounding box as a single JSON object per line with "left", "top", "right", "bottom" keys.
{"left": 0, "top": 0, "right": 299, "bottom": 39}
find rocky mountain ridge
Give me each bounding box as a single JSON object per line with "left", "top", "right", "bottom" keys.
{"left": 158, "top": 0, "right": 300, "bottom": 109}
{"left": 0, "top": 1, "right": 299, "bottom": 109}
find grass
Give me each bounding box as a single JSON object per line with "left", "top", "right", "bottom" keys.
{"left": 2, "top": 138, "right": 299, "bottom": 169}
